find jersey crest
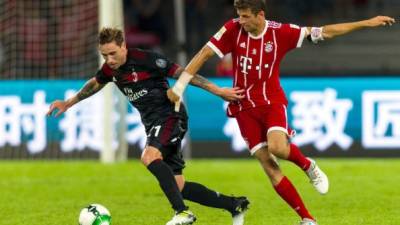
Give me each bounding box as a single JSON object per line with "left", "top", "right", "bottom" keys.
{"left": 264, "top": 41, "right": 274, "bottom": 53}
{"left": 155, "top": 58, "right": 167, "bottom": 68}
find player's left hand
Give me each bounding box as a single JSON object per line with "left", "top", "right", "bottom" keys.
{"left": 217, "top": 87, "right": 245, "bottom": 101}
{"left": 366, "top": 16, "right": 396, "bottom": 27}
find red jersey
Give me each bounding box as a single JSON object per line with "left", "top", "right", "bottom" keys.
{"left": 208, "top": 19, "right": 306, "bottom": 117}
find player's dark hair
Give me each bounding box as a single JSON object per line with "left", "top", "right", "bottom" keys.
{"left": 234, "top": 0, "right": 266, "bottom": 15}
{"left": 98, "top": 27, "right": 124, "bottom": 46}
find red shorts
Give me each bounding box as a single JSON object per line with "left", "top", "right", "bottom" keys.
{"left": 235, "top": 104, "right": 291, "bottom": 155}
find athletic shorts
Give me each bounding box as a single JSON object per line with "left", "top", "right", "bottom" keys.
{"left": 235, "top": 103, "right": 291, "bottom": 155}
{"left": 146, "top": 112, "right": 187, "bottom": 174}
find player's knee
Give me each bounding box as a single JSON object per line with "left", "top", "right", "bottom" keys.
{"left": 256, "top": 149, "right": 278, "bottom": 167}
{"left": 254, "top": 147, "right": 268, "bottom": 161}
{"left": 267, "top": 142, "right": 286, "bottom": 156}
{"left": 175, "top": 175, "right": 185, "bottom": 191}
{"left": 141, "top": 148, "right": 162, "bottom": 166}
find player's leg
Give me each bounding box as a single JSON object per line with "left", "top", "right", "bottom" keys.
{"left": 141, "top": 146, "right": 188, "bottom": 213}
{"left": 175, "top": 174, "right": 249, "bottom": 225}
{"left": 266, "top": 104, "right": 329, "bottom": 194}
{"left": 179, "top": 177, "right": 249, "bottom": 216}
{"left": 170, "top": 154, "right": 249, "bottom": 224}
{"left": 152, "top": 114, "right": 196, "bottom": 225}
{"left": 267, "top": 132, "right": 329, "bottom": 195}
{"left": 267, "top": 131, "right": 310, "bottom": 170}
{"left": 143, "top": 146, "right": 196, "bottom": 225}
{"left": 253, "top": 147, "right": 315, "bottom": 222}
{"left": 236, "top": 107, "right": 315, "bottom": 222}
{"left": 264, "top": 104, "right": 311, "bottom": 169}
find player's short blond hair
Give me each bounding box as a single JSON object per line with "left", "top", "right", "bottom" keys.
{"left": 234, "top": 0, "right": 266, "bottom": 15}
{"left": 98, "top": 27, "right": 124, "bottom": 46}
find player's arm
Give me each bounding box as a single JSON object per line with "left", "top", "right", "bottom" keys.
{"left": 305, "top": 16, "right": 395, "bottom": 43}
{"left": 167, "top": 45, "right": 215, "bottom": 103}
{"left": 172, "top": 65, "right": 244, "bottom": 102}
{"left": 47, "top": 77, "right": 106, "bottom": 117}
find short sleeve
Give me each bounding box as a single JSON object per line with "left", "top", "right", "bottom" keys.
{"left": 95, "top": 63, "right": 113, "bottom": 84}
{"left": 276, "top": 23, "right": 307, "bottom": 52}
{"left": 145, "top": 51, "right": 179, "bottom": 77}
{"left": 207, "top": 19, "right": 237, "bottom": 58}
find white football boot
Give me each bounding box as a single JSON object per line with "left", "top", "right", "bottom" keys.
{"left": 166, "top": 210, "right": 196, "bottom": 225}
{"left": 299, "top": 218, "right": 318, "bottom": 225}
{"left": 306, "top": 158, "right": 329, "bottom": 194}
{"left": 231, "top": 197, "right": 250, "bottom": 225}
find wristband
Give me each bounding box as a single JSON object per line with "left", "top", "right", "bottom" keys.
{"left": 172, "top": 71, "right": 193, "bottom": 97}
{"left": 310, "top": 27, "right": 324, "bottom": 44}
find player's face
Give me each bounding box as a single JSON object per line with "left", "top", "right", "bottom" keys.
{"left": 99, "top": 41, "right": 128, "bottom": 69}
{"left": 237, "top": 8, "right": 264, "bottom": 35}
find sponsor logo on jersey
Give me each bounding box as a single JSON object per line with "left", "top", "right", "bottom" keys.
{"left": 124, "top": 88, "right": 149, "bottom": 101}
{"left": 265, "top": 41, "right": 274, "bottom": 53}
{"left": 240, "top": 42, "right": 246, "bottom": 48}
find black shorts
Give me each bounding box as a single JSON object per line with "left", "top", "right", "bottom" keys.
{"left": 146, "top": 112, "right": 188, "bottom": 174}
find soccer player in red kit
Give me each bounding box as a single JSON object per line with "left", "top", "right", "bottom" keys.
{"left": 167, "top": 0, "right": 396, "bottom": 224}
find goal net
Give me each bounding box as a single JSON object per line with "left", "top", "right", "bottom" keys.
{"left": 0, "top": 0, "right": 99, "bottom": 79}
{"left": 0, "top": 0, "right": 128, "bottom": 162}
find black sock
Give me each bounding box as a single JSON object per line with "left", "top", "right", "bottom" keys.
{"left": 181, "top": 181, "right": 235, "bottom": 212}
{"left": 147, "top": 159, "right": 187, "bottom": 212}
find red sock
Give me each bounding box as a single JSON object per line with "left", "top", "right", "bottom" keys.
{"left": 287, "top": 144, "right": 311, "bottom": 171}
{"left": 274, "top": 176, "right": 314, "bottom": 220}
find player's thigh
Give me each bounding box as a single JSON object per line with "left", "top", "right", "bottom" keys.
{"left": 267, "top": 130, "right": 289, "bottom": 153}
{"left": 264, "top": 103, "right": 290, "bottom": 135}
{"left": 147, "top": 115, "right": 187, "bottom": 149}
{"left": 236, "top": 109, "right": 266, "bottom": 155}
{"left": 264, "top": 104, "right": 291, "bottom": 156}
{"left": 146, "top": 115, "right": 187, "bottom": 174}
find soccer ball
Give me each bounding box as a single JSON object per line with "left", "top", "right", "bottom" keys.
{"left": 79, "top": 204, "right": 112, "bottom": 225}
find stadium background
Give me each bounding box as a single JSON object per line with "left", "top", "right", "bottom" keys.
{"left": 1, "top": 1, "right": 400, "bottom": 225}
{"left": 0, "top": 0, "right": 399, "bottom": 159}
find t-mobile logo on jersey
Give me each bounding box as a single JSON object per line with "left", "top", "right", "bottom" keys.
{"left": 239, "top": 56, "right": 252, "bottom": 74}
{"left": 239, "top": 55, "right": 269, "bottom": 74}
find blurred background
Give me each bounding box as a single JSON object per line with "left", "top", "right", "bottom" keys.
{"left": 0, "top": 0, "right": 399, "bottom": 160}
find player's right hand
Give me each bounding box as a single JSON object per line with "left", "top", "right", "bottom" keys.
{"left": 47, "top": 100, "right": 69, "bottom": 117}
{"left": 217, "top": 87, "right": 245, "bottom": 101}
{"left": 167, "top": 88, "right": 180, "bottom": 103}
{"left": 167, "top": 88, "right": 181, "bottom": 112}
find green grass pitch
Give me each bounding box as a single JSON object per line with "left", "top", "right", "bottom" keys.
{"left": 1, "top": 159, "right": 399, "bottom": 225}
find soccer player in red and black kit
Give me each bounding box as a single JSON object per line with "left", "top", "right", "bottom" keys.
{"left": 167, "top": 0, "right": 396, "bottom": 224}
{"left": 47, "top": 28, "right": 249, "bottom": 225}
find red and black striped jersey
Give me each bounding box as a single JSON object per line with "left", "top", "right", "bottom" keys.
{"left": 95, "top": 48, "right": 186, "bottom": 128}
